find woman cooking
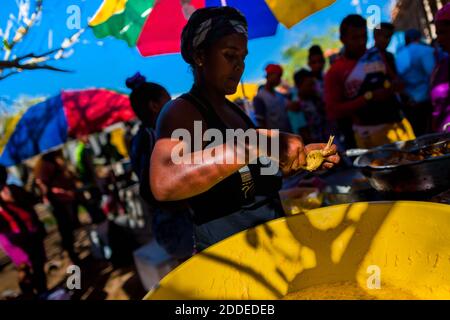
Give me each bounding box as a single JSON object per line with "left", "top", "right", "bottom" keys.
{"left": 150, "top": 7, "right": 340, "bottom": 251}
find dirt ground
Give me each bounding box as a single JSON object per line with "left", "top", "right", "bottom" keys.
{"left": 0, "top": 209, "right": 148, "bottom": 300}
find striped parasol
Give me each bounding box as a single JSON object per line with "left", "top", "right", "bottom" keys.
{"left": 89, "top": 0, "right": 336, "bottom": 57}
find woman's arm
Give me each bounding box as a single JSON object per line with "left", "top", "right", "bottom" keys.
{"left": 150, "top": 98, "right": 261, "bottom": 201}
{"left": 150, "top": 138, "right": 254, "bottom": 201}
{"left": 149, "top": 99, "right": 339, "bottom": 202}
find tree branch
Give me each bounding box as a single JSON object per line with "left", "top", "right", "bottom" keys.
{"left": 0, "top": 31, "right": 82, "bottom": 79}
{"left": 15, "top": 47, "right": 62, "bottom": 61}
{"left": 18, "top": 64, "right": 71, "bottom": 72}
{"left": 5, "top": 0, "right": 43, "bottom": 54}
{"left": 0, "top": 1, "right": 85, "bottom": 81}
{"left": 0, "top": 70, "right": 20, "bottom": 80}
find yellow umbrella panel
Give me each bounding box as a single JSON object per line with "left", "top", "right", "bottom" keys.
{"left": 0, "top": 113, "right": 23, "bottom": 155}
{"left": 227, "top": 82, "right": 260, "bottom": 102}
{"left": 265, "top": 0, "right": 337, "bottom": 28}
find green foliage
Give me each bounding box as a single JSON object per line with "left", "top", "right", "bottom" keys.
{"left": 282, "top": 27, "right": 341, "bottom": 84}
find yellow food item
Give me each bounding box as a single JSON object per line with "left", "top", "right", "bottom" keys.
{"left": 303, "top": 136, "right": 335, "bottom": 171}
{"left": 282, "top": 281, "right": 418, "bottom": 300}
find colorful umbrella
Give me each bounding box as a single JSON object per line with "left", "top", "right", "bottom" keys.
{"left": 89, "top": 0, "right": 336, "bottom": 57}
{"left": 0, "top": 113, "right": 23, "bottom": 155}
{"left": 0, "top": 89, "right": 134, "bottom": 167}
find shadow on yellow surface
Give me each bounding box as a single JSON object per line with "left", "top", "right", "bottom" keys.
{"left": 145, "top": 201, "right": 450, "bottom": 300}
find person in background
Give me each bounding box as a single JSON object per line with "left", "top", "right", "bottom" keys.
{"left": 329, "top": 50, "right": 343, "bottom": 66}
{"left": 373, "top": 22, "right": 411, "bottom": 115}
{"left": 396, "top": 29, "right": 436, "bottom": 136}
{"left": 325, "top": 14, "right": 414, "bottom": 149}
{"left": 374, "top": 23, "right": 398, "bottom": 76}
{"left": 126, "top": 72, "right": 194, "bottom": 259}
{"left": 75, "top": 136, "right": 106, "bottom": 224}
{"left": 0, "top": 165, "right": 47, "bottom": 299}
{"left": 34, "top": 150, "right": 80, "bottom": 264}
{"left": 293, "top": 69, "right": 330, "bottom": 144}
{"left": 253, "top": 64, "right": 293, "bottom": 132}
{"left": 123, "top": 122, "right": 135, "bottom": 158}
{"left": 432, "top": 38, "right": 448, "bottom": 65}
{"left": 308, "top": 45, "right": 326, "bottom": 97}
{"left": 431, "top": 3, "right": 450, "bottom": 132}
{"left": 325, "top": 15, "right": 363, "bottom": 149}
{"left": 101, "top": 132, "right": 124, "bottom": 164}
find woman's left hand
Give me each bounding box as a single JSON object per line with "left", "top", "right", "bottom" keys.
{"left": 278, "top": 133, "right": 340, "bottom": 175}
{"left": 304, "top": 143, "right": 341, "bottom": 170}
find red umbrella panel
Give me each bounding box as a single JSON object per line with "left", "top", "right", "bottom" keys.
{"left": 63, "top": 89, "right": 134, "bottom": 137}
{"left": 0, "top": 89, "right": 134, "bottom": 166}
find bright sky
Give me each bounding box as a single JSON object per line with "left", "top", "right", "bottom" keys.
{"left": 0, "top": 0, "right": 395, "bottom": 107}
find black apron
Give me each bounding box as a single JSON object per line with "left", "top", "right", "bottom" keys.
{"left": 180, "top": 86, "right": 285, "bottom": 251}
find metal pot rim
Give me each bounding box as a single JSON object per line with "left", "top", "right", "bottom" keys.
{"left": 354, "top": 152, "right": 450, "bottom": 170}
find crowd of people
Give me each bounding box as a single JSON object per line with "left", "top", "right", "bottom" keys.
{"left": 254, "top": 12, "right": 449, "bottom": 152}
{"left": 0, "top": 135, "right": 128, "bottom": 299}
{"left": 0, "top": 4, "right": 449, "bottom": 300}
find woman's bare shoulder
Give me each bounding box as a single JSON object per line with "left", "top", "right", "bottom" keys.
{"left": 156, "top": 96, "right": 204, "bottom": 139}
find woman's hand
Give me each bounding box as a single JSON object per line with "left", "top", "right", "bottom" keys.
{"left": 304, "top": 143, "right": 340, "bottom": 170}
{"left": 278, "top": 133, "right": 340, "bottom": 175}
{"left": 278, "top": 132, "right": 306, "bottom": 175}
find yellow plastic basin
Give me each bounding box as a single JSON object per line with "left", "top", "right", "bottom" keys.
{"left": 145, "top": 201, "right": 450, "bottom": 300}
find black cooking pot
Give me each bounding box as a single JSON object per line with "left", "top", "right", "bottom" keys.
{"left": 353, "top": 132, "right": 450, "bottom": 194}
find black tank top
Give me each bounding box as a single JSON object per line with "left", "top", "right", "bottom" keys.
{"left": 180, "top": 86, "right": 282, "bottom": 225}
